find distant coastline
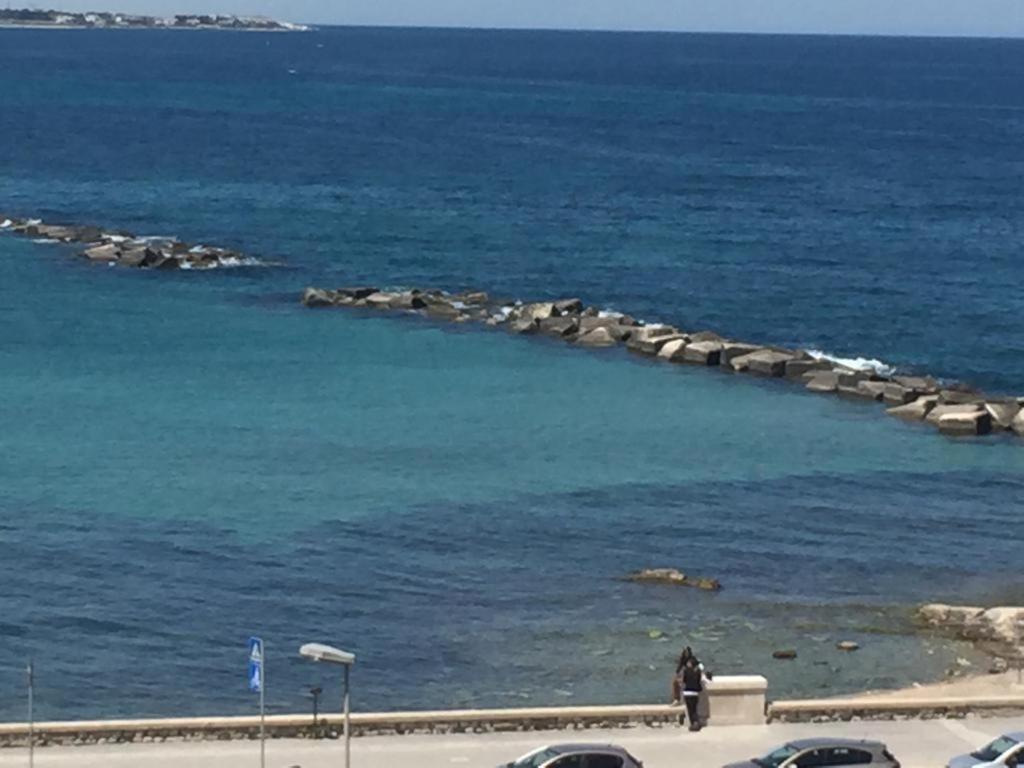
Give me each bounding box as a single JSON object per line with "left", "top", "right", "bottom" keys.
{"left": 0, "top": 8, "right": 309, "bottom": 32}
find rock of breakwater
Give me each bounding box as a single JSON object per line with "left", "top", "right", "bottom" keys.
{"left": 1, "top": 215, "right": 261, "bottom": 270}
{"left": 917, "top": 604, "right": 1024, "bottom": 658}
{"left": 624, "top": 568, "right": 722, "bottom": 592}
{"left": 298, "top": 284, "right": 1024, "bottom": 442}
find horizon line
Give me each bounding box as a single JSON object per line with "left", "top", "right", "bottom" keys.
{"left": 300, "top": 21, "right": 1024, "bottom": 41}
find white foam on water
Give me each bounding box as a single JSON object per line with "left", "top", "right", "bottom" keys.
{"left": 31, "top": 238, "right": 60, "bottom": 244}
{"left": 26, "top": 218, "right": 42, "bottom": 226}
{"left": 1, "top": 219, "right": 12, "bottom": 229}
{"left": 807, "top": 349, "right": 896, "bottom": 376}
{"left": 102, "top": 234, "right": 129, "bottom": 243}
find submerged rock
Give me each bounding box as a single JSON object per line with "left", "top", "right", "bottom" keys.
{"left": 773, "top": 650, "right": 798, "bottom": 660}
{"left": 624, "top": 568, "right": 721, "bottom": 591}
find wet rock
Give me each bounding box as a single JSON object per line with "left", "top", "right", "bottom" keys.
{"left": 575, "top": 327, "right": 618, "bottom": 347}
{"left": 118, "top": 247, "right": 148, "bottom": 268}
{"left": 339, "top": 287, "right": 380, "bottom": 301}
{"left": 682, "top": 340, "right": 723, "bottom": 366}
{"left": 553, "top": 298, "right": 584, "bottom": 316}
{"left": 82, "top": 243, "right": 120, "bottom": 262}
{"left": 990, "top": 658, "right": 1009, "bottom": 674}
{"left": 456, "top": 291, "right": 489, "bottom": 306}
{"left": 657, "top": 338, "right": 689, "bottom": 361}
{"left": 509, "top": 317, "right": 539, "bottom": 335}
{"left": 364, "top": 291, "right": 399, "bottom": 308}
{"left": 625, "top": 568, "right": 721, "bottom": 591}
{"left": 805, "top": 371, "right": 840, "bottom": 393}
{"left": 424, "top": 302, "right": 464, "bottom": 322}
{"left": 882, "top": 383, "right": 918, "bottom": 405}
{"left": 785, "top": 359, "right": 833, "bottom": 380}
{"left": 936, "top": 409, "right": 992, "bottom": 436}
{"left": 538, "top": 316, "right": 580, "bottom": 337}
{"left": 518, "top": 302, "right": 556, "bottom": 323}
{"left": 894, "top": 375, "right": 939, "bottom": 394}
{"left": 388, "top": 291, "right": 428, "bottom": 310}
{"left": 719, "top": 343, "right": 761, "bottom": 367}
{"left": 925, "top": 403, "right": 982, "bottom": 425}
{"left": 984, "top": 401, "right": 1020, "bottom": 430}
{"left": 1013, "top": 409, "right": 1024, "bottom": 437}
{"left": 773, "top": 650, "right": 798, "bottom": 660}
{"left": 626, "top": 327, "right": 686, "bottom": 355}
{"left": 853, "top": 380, "right": 888, "bottom": 401}
{"left": 939, "top": 388, "right": 984, "bottom": 405}
{"left": 688, "top": 330, "right": 724, "bottom": 343}
{"left": 732, "top": 349, "right": 795, "bottom": 377}
{"left": 577, "top": 316, "right": 633, "bottom": 342}
{"left": 886, "top": 395, "right": 939, "bottom": 420}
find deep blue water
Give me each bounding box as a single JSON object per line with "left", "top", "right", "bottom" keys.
{"left": 0, "top": 27, "right": 1023, "bottom": 720}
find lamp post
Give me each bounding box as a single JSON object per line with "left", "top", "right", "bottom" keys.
{"left": 299, "top": 643, "right": 355, "bottom": 768}
{"left": 26, "top": 661, "right": 34, "bottom": 768}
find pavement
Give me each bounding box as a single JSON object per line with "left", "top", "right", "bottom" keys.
{"left": 2, "top": 716, "right": 1023, "bottom": 768}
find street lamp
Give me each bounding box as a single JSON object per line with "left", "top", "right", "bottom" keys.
{"left": 299, "top": 643, "right": 355, "bottom": 768}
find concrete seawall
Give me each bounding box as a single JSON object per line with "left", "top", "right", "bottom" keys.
{"left": 0, "top": 676, "right": 767, "bottom": 748}
{"left": 4, "top": 679, "right": 1024, "bottom": 749}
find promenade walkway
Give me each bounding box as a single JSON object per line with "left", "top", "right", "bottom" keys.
{"left": 2, "top": 715, "right": 1023, "bottom": 768}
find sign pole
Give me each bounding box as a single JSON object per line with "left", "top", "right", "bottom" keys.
{"left": 249, "top": 637, "right": 266, "bottom": 768}
{"left": 26, "top": 661, "right": 34, "bottom": 768}
{"left": 343, "top": 664, "right": 351, "bottom": 768}
{"left": 260, "top": 649, "right": 266, "bottom": 768}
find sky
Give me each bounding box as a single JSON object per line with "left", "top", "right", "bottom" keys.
{"left": 27, "top": 0, "right": 1024, "bottom": 37}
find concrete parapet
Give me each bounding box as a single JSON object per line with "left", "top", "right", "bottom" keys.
{"left": 0, "top": 676, "right": 768, "bottom": 748}
{"left": 768, "top": 694, "right": 1024, "bottom": 723}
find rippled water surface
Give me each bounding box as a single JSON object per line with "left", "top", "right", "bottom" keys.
{"left": 1, "top": 28, "right": 1023, "bottom": 719}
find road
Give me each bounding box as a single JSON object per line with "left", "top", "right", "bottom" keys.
{"left": 2, "top": 716, "right": 1022, "bottom": 768}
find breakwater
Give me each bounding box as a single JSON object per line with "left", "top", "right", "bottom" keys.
{"left": 302, "top": 286, "right": 1024, "bottom": 441}
{"left": 0, "top": 215, "right": 264, "bottom": 270}
{"left": 3, "top": 214, "right": 1021, "bottom": 439}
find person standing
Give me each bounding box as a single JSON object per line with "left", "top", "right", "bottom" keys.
{"left": 681, "top": 656, "right": 704, "bottom": 731}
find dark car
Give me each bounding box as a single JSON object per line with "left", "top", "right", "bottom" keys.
{"left": 725, "top": 738, "right": 900, "bottom": 768}
{"left": 501, "top": 743, "right": 643, "bottom": 768}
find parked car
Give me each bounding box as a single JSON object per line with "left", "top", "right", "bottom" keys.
{"left": 947, "top": 732, "right": 1024, "bottom": 768}
{"left": 724, "top": 738, "right": 900, "bottom": 768}
{"left": 500, "top": 743, "right": 644, "bottom": 768}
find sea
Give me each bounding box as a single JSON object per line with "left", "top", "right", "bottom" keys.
{"left": 0, "top": 27, "right": 1023, "bottom": 721}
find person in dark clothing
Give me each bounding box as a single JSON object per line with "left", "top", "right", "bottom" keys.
{"left": 670, "top": 646, "right": 703, "bottom": 705}
{"left": 681, "top": 656, "right": 704, "bottom": 731}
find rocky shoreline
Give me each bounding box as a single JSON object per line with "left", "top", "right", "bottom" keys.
{"left": 0, "top": 215, "right": 265, "bottom": 270}
{"left": 301, "top": 284, "right": 1024, "bottom": 441}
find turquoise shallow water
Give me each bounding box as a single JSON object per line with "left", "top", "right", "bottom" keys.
{"left": 1, "top": 28, "right": 1023, "bottom": 718}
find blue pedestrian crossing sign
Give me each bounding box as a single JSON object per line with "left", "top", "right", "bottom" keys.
{"left": 248, "top": 636, "right": 264, "bottom": 693}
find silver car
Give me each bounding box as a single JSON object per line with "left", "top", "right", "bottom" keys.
{"left": 500, "top": 743, "right": 644, "bottom": 768}
{"left": 724, "top": 738, "right": 900, "bottom": 768}
{"left": 947, "top": 732, "right": 1024, "bottom": 768}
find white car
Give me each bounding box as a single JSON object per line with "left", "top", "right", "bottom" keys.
{"left": 500, "top": 743, "right": 644, "bottom": 768}
{"left": 948, "top": 732, "right": 1024, "bottom": 768}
